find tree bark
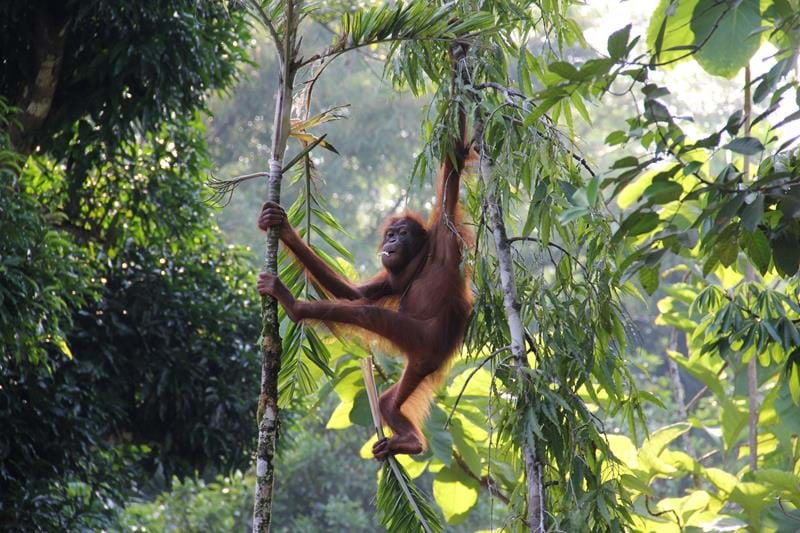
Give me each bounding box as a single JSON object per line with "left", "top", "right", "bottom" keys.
{"left": 743, "top": 64, "right": 758, "bottom": 473}
{"left": 252, "top": 5, "right": 297, "bottom": 530}
{"left": 475, "top": 118, "right": 546, "bottom": 532}
{"left": 10, "top": 8, "right": 68, "bottom": 154}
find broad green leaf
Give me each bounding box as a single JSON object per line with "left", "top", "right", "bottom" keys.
{"left": 723, "top": 136, "right": 765, "bottom": 155}
{"left": 349, "top": 389, "right": 373, "bottom": 427}
{"left": 327, "top": 399, "right": 354, "bottom": 429}
{"left": 742, "top": 229, "right": 771, "bottom": 274}
{"left": 690, "top": 0, "right": 763, "bottom": 79}
{"left": 359, "top": 434, "right": 379, "bottom": 459}
{"left": 647, "top": 0, "right": 699, "bottom": 66}
{"left": 447, "top": 367, "right": 492, "bottom": 399}
{"left": 605, "top": 130, "right": 628, "bottom": 146}
{"left": 753, "top": 469, "right": 800, "bottom": 494}
{"left": 638, "top": 424, "right": 690, "bottom": 477}
{"left": 616, "top": 211, "right": 660, "bottom": 239}
{"left": 720, "top": 398, "right": 748, "bottom": 450}
{"left": 716, "top": 235, "right": 739, "bottom": 267}
{"left": 432, "top": 465, "right": 480, "bottom": 524}
{"left": 657, "top": 491, "right": 711, "bottom": 523}
{"left": 704, "top": 467, "right": 739, "bottom": 493}
{"left": 730, "top": 481, "right": 771, "bottom": 513}
{"left": 740, "top": 194, "right": 764, "bottom": 231}
{"left": 644, "top": 180, "right": 683, "bottom": 204}
{"left": 424, "top": 405, "right": 453, "bottom": 467}
{"left": 607, "top": 434, "right": 639, "bottom": 469}
{"left": 608, "top": 24, "right": 632, "bottom": 59}
{"left": 450, "top": 420, "right": 481, "bottom": 478}
{"left": 618, "top": 172, "right": 653, "bottom": 208}
{"left": 772, "top": 231, "right": 800, "bottom": 276}
{"left": 395, "top": 454, "right": 429, "bottom": 480}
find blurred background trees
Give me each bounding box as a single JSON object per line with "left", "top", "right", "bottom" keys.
{"left": 1, "top": 2, "right": 258, "bottom": 529}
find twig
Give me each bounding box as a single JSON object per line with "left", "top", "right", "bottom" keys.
{"left": 205, "top": 134, "right": 329, "bottom": 206}
{"left": 645, "top": 0, "right": 733, "bottom": 68}
{"left": 453, "top": 452, "right": 510, "bottom": 504}
{"left": 508, "top": 236, "right": 589, "bottom": 276}
{"left": 474, "top": 81, "right": 597, "bottom": 178}
{"left": 360, "top": 357, "right": 433, "bottom": 533}
{"left": 645, "top": 495, "right": 681, "bottom": 526}
{"left": 684, "top": 361, "right": 728, "bottom": 412}
{"left": 444, "top": 346, "right": 511, "bottom": 429}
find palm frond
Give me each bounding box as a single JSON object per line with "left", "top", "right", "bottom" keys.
{"left": 361, "top": 358, "right": 444, "bottom": 533}
{"left": 376, "top": 460, "right": 443, "bottom": 533}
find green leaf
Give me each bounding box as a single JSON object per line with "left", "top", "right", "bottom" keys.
{"left": 640, "top": 423, "right": 691, "bottom": 458}
{"left": 424, "top": 405, "right": 453, "bottom": 467}
{"left": 742, "top": 229, "right": 771, "bottom": 274}
{"left": 647, "top": 0, "right": 698, "bottom": 66}
{"left": 377, "top": 461, "right": 444, "bottom": 533}
{"left": 716, "top": 234, "right": 739, "bottom": 267}
{"left": 326, "top": 399, "right": 354, "bottom": 429}
{"left": 644, "top": 180, "right": 683, "bottom": 204}
{"left": 605, "top": 130, "right": 628, "bottom": 146}
{"left": 616, "top": 211, "right": 660, "bottom": 240}
{"left": 740, "top": 194, "right": 763, "bottom": 231}
{"left": 450, "top": 419, "right": 481, "bottom": 477}
{"left": 772, "top": 231, "right": 800, "bottom": 276}
{"left": 723, "top": 136, "right": 765, "bottom": 155}
{"left": 53, "top": 336, "right": 73, "bottom": 359}
{"left": 639, "top": 265, "right": 660, "bottom": 295}
{"left": 613, "top": 156, "right": 640, "bottom": 169}
{"left": 548, "top": 61, "right": 580, "bottom": 80}
{"left": 432, "top": 465, "right": 480, "bottom": 524}
{"left": 349, "top": 389, "right": 373, "bottom": 427}
{"left": 690, "top": 0, "right": 763, "bottom": 79}
{"left": 720, "top": 398, "right": 748, "bottom": 450}
{"left": 608, "top": 24, "right": 632, "bottom": 59}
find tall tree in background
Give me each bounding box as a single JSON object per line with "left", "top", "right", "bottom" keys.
{"left": 1, "top": 2, "right": 258, "bottom": 529}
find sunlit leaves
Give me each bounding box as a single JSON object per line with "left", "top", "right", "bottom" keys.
{"left": 690, "top": 0, "right": 763, "bottom": 79}
{"left": 432, "top": 465, "right": 480, "bottom": 524}
{"left": 647, "top": 0, "right": 764, "bottom": 79}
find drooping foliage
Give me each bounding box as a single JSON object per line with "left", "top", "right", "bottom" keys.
{"left": 228, "top": 0, "right": 800, "bottom": 530}
{"left": 229, "top": 1, "right": 644, "bottom": 531}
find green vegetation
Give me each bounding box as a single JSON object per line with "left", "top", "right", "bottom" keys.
{"left": 2, "top": 0, "right": 799, "bottom": 531}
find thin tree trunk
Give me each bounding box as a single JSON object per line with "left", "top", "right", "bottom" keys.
{"left": 252, "top": 5, "right": 297, "bottom": 530}
{"left": 743, "top": 64, "right": 758, "bottom": 473}
{"left": 475, "top": 117, "right": 545, "bottom": 533}
{"left": 666, "top": 329, "right": 694, "bottom": 457}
